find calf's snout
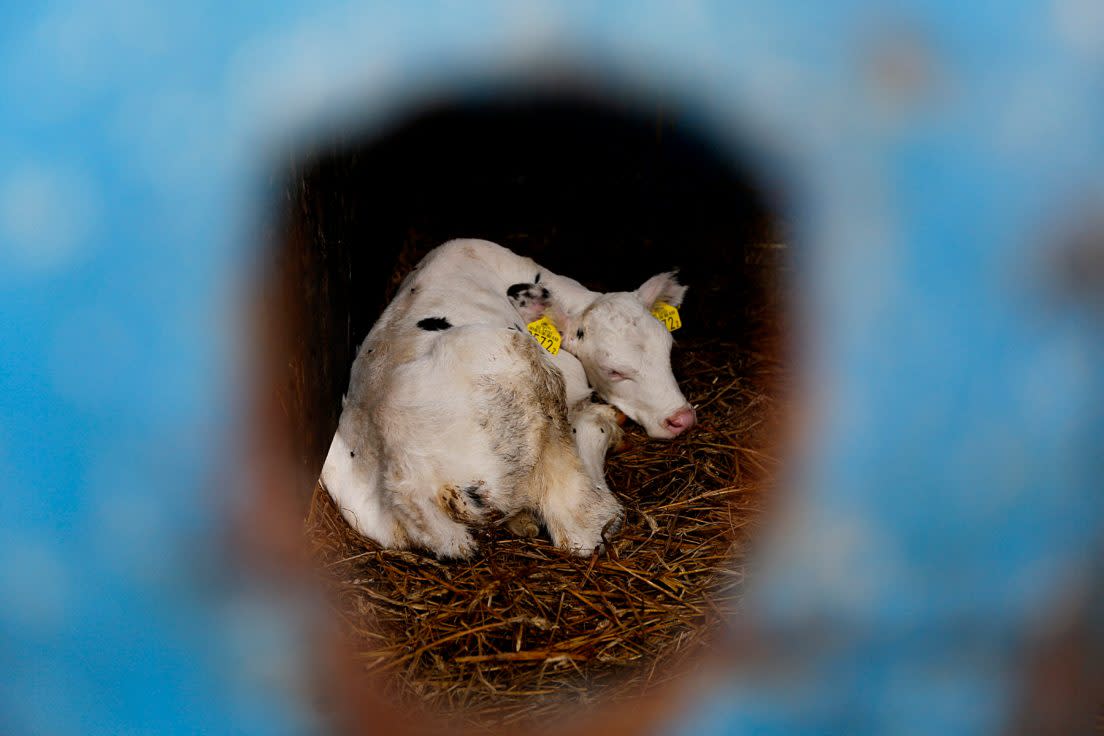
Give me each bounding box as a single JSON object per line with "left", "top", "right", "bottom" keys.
{"left": 663, "top": 406, "right": 696, "bottom": 436}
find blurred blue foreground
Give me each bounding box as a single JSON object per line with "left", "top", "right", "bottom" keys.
{"left": 2, "top": 1, "right": 1102, "bottom": 734}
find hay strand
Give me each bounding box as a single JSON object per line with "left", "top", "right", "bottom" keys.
{"left": 305, "top": 322, "right": 782, "bottom": 730}
{"left": 303, "top": 231, "right": 786, "bottom": 730}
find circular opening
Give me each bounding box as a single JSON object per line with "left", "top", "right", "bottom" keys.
{"left": 260, "top": 85, "right": 790, "bottom": 732}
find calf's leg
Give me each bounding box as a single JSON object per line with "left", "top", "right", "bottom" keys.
{"left": 568, "top": 399, "right": 624, "bottom": 491}
{"left": 384, "top": 472, "right": 490, "bottom": 559}
{"left": 532, "top": 430, "right": 623, "bottom": 555}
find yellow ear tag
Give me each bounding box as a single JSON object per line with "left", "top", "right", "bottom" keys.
{"left": 651, "top": 301, "right": 682, "bottom": 332}
{"left": 527, "top": 316, "right": 562, "bottom": 354}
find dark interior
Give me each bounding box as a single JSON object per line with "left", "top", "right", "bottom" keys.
{"left": 268, "top": 88, "right": 783, "bottom": 499}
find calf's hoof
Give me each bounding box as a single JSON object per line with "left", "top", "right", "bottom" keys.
{"left": 432, "top": 530, "right": 479, "bottom": 560}
{"left": 505, "top": 510, "right": 541, "bottom": 539}
{"left": 552, "top": 494, "right": 624, "bottom": 557}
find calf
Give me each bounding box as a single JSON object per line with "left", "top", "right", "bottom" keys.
{"left": 320, "top": 238, "right": 693, "bottom": 558}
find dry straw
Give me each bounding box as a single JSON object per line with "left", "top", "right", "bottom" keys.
{"left": 305, "top": 241, "right": 784, "bottom": 732}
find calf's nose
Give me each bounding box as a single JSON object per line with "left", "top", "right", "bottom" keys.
{"left": 663, "top": 406, "right": 696, "bottom": 436}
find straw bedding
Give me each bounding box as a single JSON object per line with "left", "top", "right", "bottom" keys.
{"left": 304, "top": 241, "right": 784, "bottom": 731}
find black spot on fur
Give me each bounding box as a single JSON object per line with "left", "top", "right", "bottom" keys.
{"left": 519, "top": 300, "right": 527, "bottom": 307}
{"left": 572, "top": 428, "right": 576, "bottom": 434}
{"left": 410, "top": 286, "right": 417, "bottom": 293}
{"left": 599, "top": 427, "right": 605, "bottom": 433}
{"left": 349, "top": 451, "right": 355, "bottom": 457}
{"left": 417, "top": 316, "right": 452, "bottom": 331}
{"left": 576, "top": 328, "right": 585, "bottom": 340}
{"left": 507, "top": 283, "right": 528, "bottom": 299}
{"left": 534, "top": 273, "right": 541, "bottom": 283}
{"left": 463, "top": 486, "right": 485, "bottom": 508}
{"left": 541, "top": 287, "right": 550, "bottom": 299}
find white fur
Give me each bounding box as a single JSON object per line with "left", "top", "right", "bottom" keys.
{"left": 320, "top": 238, "right": 690, "bottom": 558}
{"left": 547, "top": 272, "right": 693, "bottom": 438}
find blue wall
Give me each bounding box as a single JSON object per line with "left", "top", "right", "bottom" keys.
{"left": 2, "top": 2, "right": 1102, "bottom": 733}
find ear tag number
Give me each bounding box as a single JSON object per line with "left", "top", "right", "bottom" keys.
{"left": 651, "top": 301, "right": 682, "bottom": 332}
{"left": 527, "top": 316, "right": 562, "bottom": 354}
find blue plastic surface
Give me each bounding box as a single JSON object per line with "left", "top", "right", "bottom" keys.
{"left": 2, "top": 2, "right": 1102, "bottom": 734}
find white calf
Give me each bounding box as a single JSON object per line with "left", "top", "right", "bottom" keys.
{"left": 321, "top": 238, "right": 692, "bottom": 558}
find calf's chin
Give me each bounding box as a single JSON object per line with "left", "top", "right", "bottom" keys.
{"left": 611, "top": 393, "right": 696, "bottom": 439}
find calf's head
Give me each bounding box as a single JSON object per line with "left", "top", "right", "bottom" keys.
{"left": 559, "top": 272, "right": 695, "bottom": 439}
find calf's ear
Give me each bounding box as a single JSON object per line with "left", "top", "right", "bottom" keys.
{"left": 546, "top": 299, "right": 577, "bottom": 334}
{"left": 635, "top": 271, "right": 687, "bottom": 309}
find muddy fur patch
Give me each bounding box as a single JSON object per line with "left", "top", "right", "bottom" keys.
{"left": 437, "top": 484, "right": 486, "bottom": 524}
{"left": 473, "top": 332, "right": 573, "bottom": 500}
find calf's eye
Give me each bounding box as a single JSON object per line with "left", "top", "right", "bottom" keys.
{"left": 607, "top": 369, "right": 628, "bottom": 381}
